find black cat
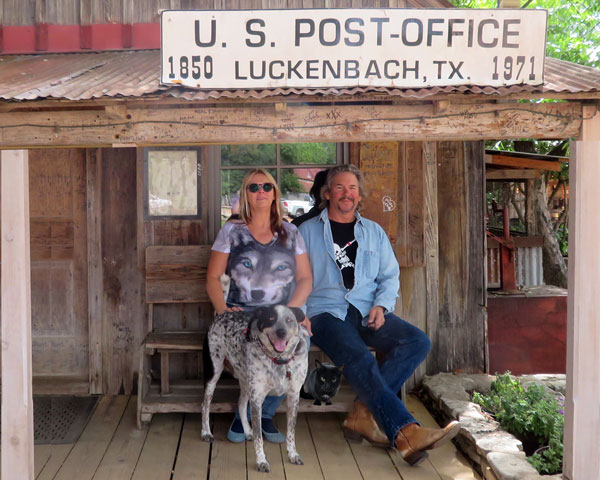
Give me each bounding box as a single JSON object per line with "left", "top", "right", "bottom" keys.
{"left": 300, "top": 359, "right": 344, "bottom": 405}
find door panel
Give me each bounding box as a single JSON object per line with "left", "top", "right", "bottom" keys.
{"left": 29, "top": 149, "right": 88, "bottom": 382}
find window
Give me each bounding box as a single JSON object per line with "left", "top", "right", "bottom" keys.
{"left": 144, "top": 147, "right": 202, "bottom": 219}
{"left": 220, "top": 143, "right": 343, "bottom": 223}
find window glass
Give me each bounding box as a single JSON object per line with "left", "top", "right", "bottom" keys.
{"left": 145, "top": 148, "right": 201, "bottom": 218}
{"left": 220, "top": 143, "right": 338, "bottom": 223}
{"left": 280, "top": 142, "right": 336, "bottom": 165}
{"left": 221, "top": 144, "right": 276, "bottom": 166}
{"left": 281, "top": 167, "right": 329, "bottom": 218}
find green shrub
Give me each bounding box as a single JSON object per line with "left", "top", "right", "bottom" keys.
{"left": 472, "top": 373, "right": 564, "bottom": 475}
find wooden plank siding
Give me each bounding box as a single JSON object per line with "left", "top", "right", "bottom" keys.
{"left": 0, "top": 0, "right": 453, "bottom": 27}
{"left": 101, "top": 148, "right": 145, "bottom": 395}
{"left": 433, "top": 141, "right": 485, "bottom": 374}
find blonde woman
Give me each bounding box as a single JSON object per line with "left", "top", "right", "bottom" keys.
{"left": 206, "top": 168, "right": 312, "bottom": 443}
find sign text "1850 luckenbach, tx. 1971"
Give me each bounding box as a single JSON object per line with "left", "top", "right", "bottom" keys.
{"left": 160, "top": 8, "right": 547, "bottom": 90}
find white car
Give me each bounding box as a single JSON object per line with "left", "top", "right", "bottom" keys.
{"left": 282, "top": 195, "right": 313, "bottom": 217}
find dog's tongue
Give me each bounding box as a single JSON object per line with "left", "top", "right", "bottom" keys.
{"left": 273, "top": 339, "right": 287, "bottom": 353}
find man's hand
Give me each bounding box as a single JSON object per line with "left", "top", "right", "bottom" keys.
{"left": 300, "top": 316, "right": 313, "bottom": 336}
{"left": 366, "top": 306, "right": 386, "bottom": 331}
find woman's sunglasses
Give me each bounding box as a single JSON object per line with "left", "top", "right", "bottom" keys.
{"left": 247, "top": 183, "right": 274, "bottom": 193}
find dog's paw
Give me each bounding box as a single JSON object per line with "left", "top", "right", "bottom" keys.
{"left": 289, "top": 454, "right": 304, "bottom": 465}
{"left": 256, "top": 461, "right": 270, "bottom": 473}
{"left": 201, "top": 433, "right": 214, "bottom": 443}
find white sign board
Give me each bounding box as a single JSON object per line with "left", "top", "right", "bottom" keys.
{"left": 161, "top": 9, "right": 547, "bottom": 90}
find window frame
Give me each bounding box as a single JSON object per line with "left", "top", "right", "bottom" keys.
{"left": 143, "top": 146, "right": 203, "bottom": 221}
{"left": 208, "top": 143, "right": 347, "bottom": 242}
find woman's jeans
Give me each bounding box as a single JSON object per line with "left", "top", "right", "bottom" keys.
{"left": 234, "top": 395, "right": 283, "bottom": 422}
{"left": 310, "top": 305, "right": 431, "bottom": 443}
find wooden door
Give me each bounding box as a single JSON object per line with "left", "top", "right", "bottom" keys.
{"left": 29, "top": 149, "right": 88, "bottom": 389}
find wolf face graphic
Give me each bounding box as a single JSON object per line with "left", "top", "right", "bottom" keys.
{"left": 227, "top": 227, "right": 296, "bottom": 307}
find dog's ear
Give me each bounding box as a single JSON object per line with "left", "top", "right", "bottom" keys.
{"left": 289, "top": 306, "right": 305, "bottom": 323}
{"left": 253, "top": 306, "right": 277, "bottom": 331}
{"left": 315, "top": 358, "right": 322, "bottom": 369}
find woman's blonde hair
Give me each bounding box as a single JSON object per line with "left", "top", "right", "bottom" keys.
{"left": 238, "top": 168, "right": 287, "bottom": 242}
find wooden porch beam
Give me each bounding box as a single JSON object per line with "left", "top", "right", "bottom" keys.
{"left": 485, "top": 154, "right": 563, "bottom": 171}
{"left": 1, "top": 150, "right": 34, "bottom": 480}
{"left": 485, "top": 168, "right": 539, "bottom": 180}
{"left": 0, "top": 102, "right": 582, "bottom": 147}
{"left": 564, "top": 104, "right": 600, "bottom": 480}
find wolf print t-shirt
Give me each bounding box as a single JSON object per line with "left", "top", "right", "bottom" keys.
{"left": 212, "top": 221, "right": 307, "bottom": 308}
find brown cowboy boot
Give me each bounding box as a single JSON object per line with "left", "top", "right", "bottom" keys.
{"left": 342, "top": 401, "right": 389, "bottom": 447}
{"left": 395, "top": 421, "right": 461, "bottom": 465}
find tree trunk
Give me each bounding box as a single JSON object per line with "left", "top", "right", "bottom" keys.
{"left": 533, "top": 175, "right": 568, "bottom": 288}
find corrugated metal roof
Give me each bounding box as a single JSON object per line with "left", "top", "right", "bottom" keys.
{"left": 0, "top": 51, "right": 598, "bottom": 102}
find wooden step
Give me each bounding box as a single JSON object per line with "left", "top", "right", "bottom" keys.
{"left": 139, "top": 382, "right": 357, "bottom": 418}
{"left": 144, "top": 331, "right": 205, "bottom": 351}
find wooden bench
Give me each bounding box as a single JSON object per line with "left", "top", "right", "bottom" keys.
{"left": 137, "top": 245, "right": 359, "bottom": 428}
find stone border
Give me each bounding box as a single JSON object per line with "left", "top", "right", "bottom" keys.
{"left": 420, "top": 373, "right": 565, "bottom": 480}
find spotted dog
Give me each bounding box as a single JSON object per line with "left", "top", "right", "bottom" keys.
{"left": 201, "top": 305, "right": 309, "bottom": 473}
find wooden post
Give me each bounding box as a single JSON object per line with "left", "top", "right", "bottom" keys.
{"left": 1, "top": 150, "right": 34, "bottom": 480}
{"left": 564, "top": 105, "right": 600, "bottom": 480}
{"left": 87, "top": 149, "right": 103, "bottom": 394}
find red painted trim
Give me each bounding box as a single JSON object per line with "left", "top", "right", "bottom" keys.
{"left": 3, "top": 25, "right": 36, "bottom": 53}
{"left": 80, "top": 25, "right": 92, "bottom": 49}
{"left": 133, "top": 23, "right": 161, "bottom": 50}
{"left": 0, "top": 23, "right": 161, "bottom": 54}
{"left": 35, "top": 23, "right": 49, "bottom": 51}
{"left": 122, "top": 24, "right": 133, "bottom": 49}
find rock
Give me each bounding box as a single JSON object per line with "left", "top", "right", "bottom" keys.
{"left": 420, "top": 372, "right": 566, "bottom": 480}
{"left": 487, "top": 452, "right": 540, "bottom": 479}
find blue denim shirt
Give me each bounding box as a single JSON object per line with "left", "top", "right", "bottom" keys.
{"left": 298, "top": 209, "right": 399, "bottom": 321}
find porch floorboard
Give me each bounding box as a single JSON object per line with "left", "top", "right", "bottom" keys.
{"left": 24, "top": 394, "right": 480, "bottom": 480}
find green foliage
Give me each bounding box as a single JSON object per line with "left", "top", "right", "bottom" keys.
{"left": 450, "top": 0, "right": 600, "bottom": 69}
{"left": 221, "top": 144, "right": 276, "bottom": 167}
{"left": 472, "top": 373, "right": 564, "bottom": 475}
{"left": 556, "top": 224, "right": 568, "bottom": 256}
{"left": 280, "top": 170, "right": 304, "bottom": 194}
{"left": 280, "top": 143, "right": 336, "bottom": 165}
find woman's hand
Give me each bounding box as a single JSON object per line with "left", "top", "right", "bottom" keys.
{"left": 300, "top": 316, "right": 313, "bottom": 336}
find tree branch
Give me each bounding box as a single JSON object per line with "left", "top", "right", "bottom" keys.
{"left": 511, "top": 184, "right": 525, "bottom": 226}
{"left": 547, "top": 178, "right": 564, "bottom": 206}
{"left": 554, "top": 209, "right": 568, "bottom": 233}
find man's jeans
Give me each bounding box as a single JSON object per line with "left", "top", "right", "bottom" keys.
{"left": 310, "top": 305, "right": 431, "bottom": 443}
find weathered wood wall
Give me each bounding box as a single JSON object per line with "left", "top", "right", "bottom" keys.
{"left": 432, "top": 141, "right": 486, "bottom": 374}
{"left": 101, "top": 148, "right": 144, "bottom": 394}
{"left": 356, "top": 140, "right": 486, "bottom": 386}
{"left": 0, "top": 0, "right": 450, "bottom": 26}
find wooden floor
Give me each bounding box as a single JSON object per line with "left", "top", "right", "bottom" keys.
{"left": 25, "top": 394, "right": 480, "bottom": 480}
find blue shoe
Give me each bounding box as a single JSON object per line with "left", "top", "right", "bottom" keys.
{"left": 227, "top": 417, "right": 247, "bottom": 443}
{"left": 261, "top": 417, "right": 285, "bottom": 443}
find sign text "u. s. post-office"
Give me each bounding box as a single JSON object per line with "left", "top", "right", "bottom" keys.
{"left": 160, "top": 9, "right": 547, "bottom": 90}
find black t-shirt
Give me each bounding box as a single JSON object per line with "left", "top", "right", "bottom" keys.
{"left": 330, "top": 219, "right": 357, "bottom": 290}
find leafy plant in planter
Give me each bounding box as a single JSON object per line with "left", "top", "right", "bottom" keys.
{"left": 472, "top": 373, "right": 564, "bottom": 475}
